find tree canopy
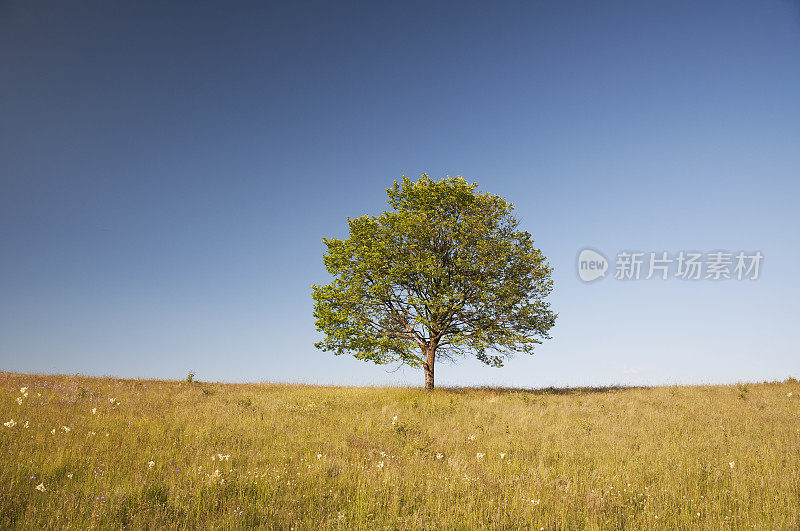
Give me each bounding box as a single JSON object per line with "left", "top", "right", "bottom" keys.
{"left": 312, "top": 175, "right": 556, "bottom": 389}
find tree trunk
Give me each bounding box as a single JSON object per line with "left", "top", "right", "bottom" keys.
{"left": 423, "top": 348, "right": 435, "bottom": 390}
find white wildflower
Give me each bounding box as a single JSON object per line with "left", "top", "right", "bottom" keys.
{"left": 3, "top": 419, "right": 16, "bottom": 428}
{"left": 91, "top": 408, "right": 97, "bottom": 414}
{"left": 148, "top": 461, "right": 155, "bottom": 470}
{"left": 499, "top": 453, "right": 506, "bottom": 459}
{"left": 20, "top": 387, "right": 28, "bottom": 394}
{"left": 61, "top": 426, "right": 70, "bottom": 432}
{"left": 729, "top": 461, "right": 735, "bottom": 469}
{"left": 316, "top": 453, "right": 323, "bottom": 459}
{"left": 467, "top": 434, "right": 476, "bottom": 442}
{"left": 436, "top": 453, "right": 444, "bottom": 460}
{"left": 531, "top": 499, "right": 540, "bottom": 505}
{"left": 476, "top": 452, "right": 485, "bottom": 460}
{"left": 35, "top": 483, "right": 46, "bottom": 492}
{"left": 109, "top": 398, "right": 118, "bottom": 406}
{"left": 788, "top": 392, "right": 793, "bottom": 397}
{"left": 23, "top": 421, "right": 28, "bottom": 429}
{"left": 377, "top": 461, "right": 384, "bottom": 469}
{"left": 16, "top": 397, "right": 23, "bottom": 405}
{"left": 51, "top": 428, "right": 56, "bottom": 434}
{"left": 391, "top": 415, "right": 398, "bottom": 426}
{"left": 66, "top": 473, "right": 73, "bottom": 479}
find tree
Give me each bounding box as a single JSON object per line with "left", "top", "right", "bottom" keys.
{"left": 312, "top": 175, "right": 557, "bottom": 390}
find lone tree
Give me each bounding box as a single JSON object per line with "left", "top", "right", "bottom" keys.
{"left": 312, "top": 175, "right": 556, "bottom": 390}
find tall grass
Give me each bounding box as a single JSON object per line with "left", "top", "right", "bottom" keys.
{"left": 1, "top": 372, "right": 798, "bottom": 529}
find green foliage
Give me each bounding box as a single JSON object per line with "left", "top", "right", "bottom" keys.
{"left": 186, "top": 371, "right": 195, "bottom": 384}
{"left": 312, "top": 175, "right": 557, "bottom": 380}
{"left": 738, "top": 383, "right": 749, "bottom": 400}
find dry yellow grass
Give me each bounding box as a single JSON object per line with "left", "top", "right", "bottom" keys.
{"left": 1, "top": 371, "right": 798, "bottom": 529}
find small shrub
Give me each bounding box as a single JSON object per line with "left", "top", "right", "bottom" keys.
{"left": 738, "top": 383, "right": 749, "bottom": 400}
{"left": 186, "top": 371, "right": 195, "bottom": 384}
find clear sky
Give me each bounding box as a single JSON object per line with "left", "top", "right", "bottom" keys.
{"left": 1, "top": 1, "right": 798, "bottom": 387}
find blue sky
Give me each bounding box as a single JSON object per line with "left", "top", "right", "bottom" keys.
{"left": 1, "top": 1, "right": 798, "bottom": 387}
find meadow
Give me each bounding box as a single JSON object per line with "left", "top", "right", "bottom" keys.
{"left": 1, "top": 371, "right": 798, "bottom": 529}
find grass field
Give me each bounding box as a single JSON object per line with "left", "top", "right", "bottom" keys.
{"left": 1, "top": 372, "right": 798, "bottom": 529}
